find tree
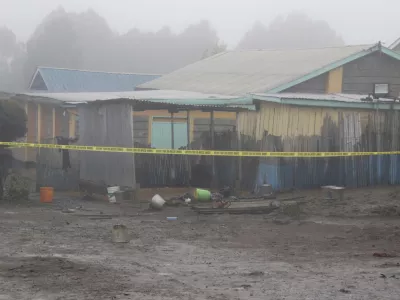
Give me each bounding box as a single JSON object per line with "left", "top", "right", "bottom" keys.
{"left": 0, "top": 100, "right": 27, "bottom": 142}
{"left": 21, "top": 10, "right": 223, "bottom": 77}
{"left": 4, "top": 8, "right": 225, "bottom": 90}
{"left": 237, "top": 12, "right": 344, "bottom": 50}
{"left": 0, "top": 100, "right": 27, "bottom": 199}
{"left": 24, "top": 10, "right": 83, "bottom": 85}
{"left": 0, "top": 27, "right": 17, "bottom": 57}
{"left": 0, "top": 27, "right": 20, "bottom": 92}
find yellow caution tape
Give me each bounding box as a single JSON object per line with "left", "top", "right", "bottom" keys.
{"left": 0, "top": 141, "right": 398, "bottom": 157}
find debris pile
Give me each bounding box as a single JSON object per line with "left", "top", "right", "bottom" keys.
{"left": 148, "top": 185, "right": 284, "bottom": 215}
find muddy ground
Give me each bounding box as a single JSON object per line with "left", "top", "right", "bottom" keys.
{"left": 0, "top": 186, "right": 400, "bottom": 299}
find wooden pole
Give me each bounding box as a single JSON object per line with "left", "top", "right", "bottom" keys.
{"left": 171, "top": 112, "right": 175, "bottom": 149}
{"left": 210, "top": 110, "right": 216, "bottom": 187}
{"left": 130, "top": 105, "right": 137, "bottom": 189}
{"left": 236, "top": 112, "right": 242, "bottom": 190}
{"left": 130, "top": 105, "right": 140, "bottom": 204}
{"left": 186, "top": 110, "right": 191, "bottom": 186}
{"left": 170, "top": 111, "right": 175, "bottom": 183}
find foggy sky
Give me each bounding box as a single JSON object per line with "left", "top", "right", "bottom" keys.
{"left": 1, "top": 0, "right": 399, "bottom": 47}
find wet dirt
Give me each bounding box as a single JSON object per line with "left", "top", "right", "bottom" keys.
{"left": 0, "top": 186, "right": 399, "bottom": 299}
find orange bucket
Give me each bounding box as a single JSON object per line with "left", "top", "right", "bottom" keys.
{"left": 40, "top": 187, "right": 54, "bottom": 203}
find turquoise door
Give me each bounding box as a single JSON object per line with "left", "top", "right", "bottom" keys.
{"left": 151, "top": 121, "right": 188, "bottom": 149}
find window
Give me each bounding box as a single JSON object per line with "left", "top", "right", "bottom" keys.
{"left": 374, "top": 84, "right": 389, "bottom": 96}
{"left": 151, "top": 118, "right": 188, "bottom": 149}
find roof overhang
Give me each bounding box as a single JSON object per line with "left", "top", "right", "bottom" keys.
{"left": 253, "top": 93, "right": 400, "bottom": 110}
{"left": 12, "top": 91, "right": 255, "bottom": 112}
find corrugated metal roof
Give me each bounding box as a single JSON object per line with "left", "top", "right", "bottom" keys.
{"left": 138, "top": 44, "right": 376, "bottom": 95}
{"left": 252, "top": 92, "right": 400, "bottom": 110}
{"left": 389, "top": 38, "right": 400, "bottom": 50}
{"left": 20, "top": 90, "right": 254, "bottom": 110}
{"left": 29, "top": 67, "right": 161, "bottom": 93}
{"left": 254, "top": 93, "right": 388, "bottom": 103}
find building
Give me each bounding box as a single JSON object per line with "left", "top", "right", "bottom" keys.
{"left": 29, "top": 67, "right": 161, "bottom": 93}
{"left": 137, "top": 43, "right": 400, "bottom": 190}
{"left": 137, "top": 43, "right": 400, "bottom": 98}
{"left": 10, "top": 43, "right": 400, "bottom": 191}
{"left": 237, "top": 93, "right": 400, "bottom": 190}
{"left": 14, "top": 67, "right": 162, "bottom": 161}
{"left": 13, "top": 91, "right": 252, "bottom": 190}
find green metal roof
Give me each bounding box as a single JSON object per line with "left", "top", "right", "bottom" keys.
{"left": 253, "top": 93, "right": 400, "bottom": 110}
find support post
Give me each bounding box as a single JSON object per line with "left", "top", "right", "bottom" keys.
{"left": 171, "top": 112, "right": 175, "bottom": 149}
{"left": 37, "top": 104, "right": 42, "bottom": 143}
{"left": 170, "top": 112, "right": 175, "bottom": 183}
{"left": 24, "top": 103, "right": 28, "bottom": 162}
{"left": 210, "top": 110, "right": 216, "bottom": 188}
{"left": 186, "top": 110, "right": 191, "bottom": 186}
{"left": 52, "top": 107, "right": 56, "bottom": 139}
{"left": 130, "top": 105, "right": 137, "bottom": 198}
{"left": 37, "top": 104, "right": 42, "bottom": 156}
{"left": 236, "top": 112, "right": 242, "bottom": 190}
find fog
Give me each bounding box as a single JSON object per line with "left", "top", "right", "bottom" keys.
{"left": 0, "top": 0, "right": 399, "bottom": 92}
{"left": 2, "top": 0, "right": 399, "bottom": 46}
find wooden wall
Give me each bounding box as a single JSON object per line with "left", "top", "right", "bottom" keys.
{"left": 19, "top": 102, "right": 73, "bottom": 162}
{"left": 282, "top": 52, "right": 400, "bottom": 96}
{"left": 342, "top": 52, "right": 400, "bottom": 97}
{"left": 237, "top": 102, "right": 400, "bottom": 190}
{"left": 283, "top": 73, "right": 328, "bottom": 93}
{"left": 238, "top": 102, "right": 340, "bottom": 146}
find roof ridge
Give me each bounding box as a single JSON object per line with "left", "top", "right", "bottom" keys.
{"left": 389, "top": 37, "right": 400, "bottom": 49}
{"left": 227, "top": 43, "right": 375, "bottom": 53}
{"left": 37, "top": 66, "right": 163, "bottom": 76}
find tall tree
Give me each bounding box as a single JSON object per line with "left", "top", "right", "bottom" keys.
{"left": 69, "top": 9, "right": 115, "bottom": 71}
{"left": 0, "top": 27, "right": 17, "bottom": 57}
{"left": 24, "top": 9, "right": 83, "bottom": 85}
{"left": 111, "top": 20, "right": 224, "bottom": 73}
{"left": 6, "top": 9, "right": 226, "bottom": 90}
{"left": 237, "top": 12, "right": 344, "bottom": 50}
{"left": 0, "top": 27, "right": 20, "bottom": 92}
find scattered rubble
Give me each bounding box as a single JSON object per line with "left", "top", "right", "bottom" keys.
{"left": 373, "top": 253, "right": 397, "bottom": 258}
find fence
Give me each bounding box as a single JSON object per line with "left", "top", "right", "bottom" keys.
{"left": 36, "top": 138, "right": 80, "bottom": 191}
{"left": 6, "top": 131, "right": 400, "bottom": 193}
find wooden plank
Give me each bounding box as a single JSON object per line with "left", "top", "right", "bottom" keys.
{"left": 326, "top": 67, "right": 343, "bottom": 93}
{"left": 192, "top": 205, "right": 279, "bottom": 215}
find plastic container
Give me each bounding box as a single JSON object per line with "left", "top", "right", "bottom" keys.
{"left": 194, "top": 188, "right": 211, "bottom": 202}
{"left": 112, "top": 225, "right": 130, "bottom": 243}
{"left": 107, "top": 186, "right": 120, "bottom": 203}
{"left": 258, "top": 184, "right": 272, "bottom": 196}
{"left": 150, "top": 194, "right": 165, "bottom": 209}
{"left": 40, "top": 187, "right": 54, "bottom": 203}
